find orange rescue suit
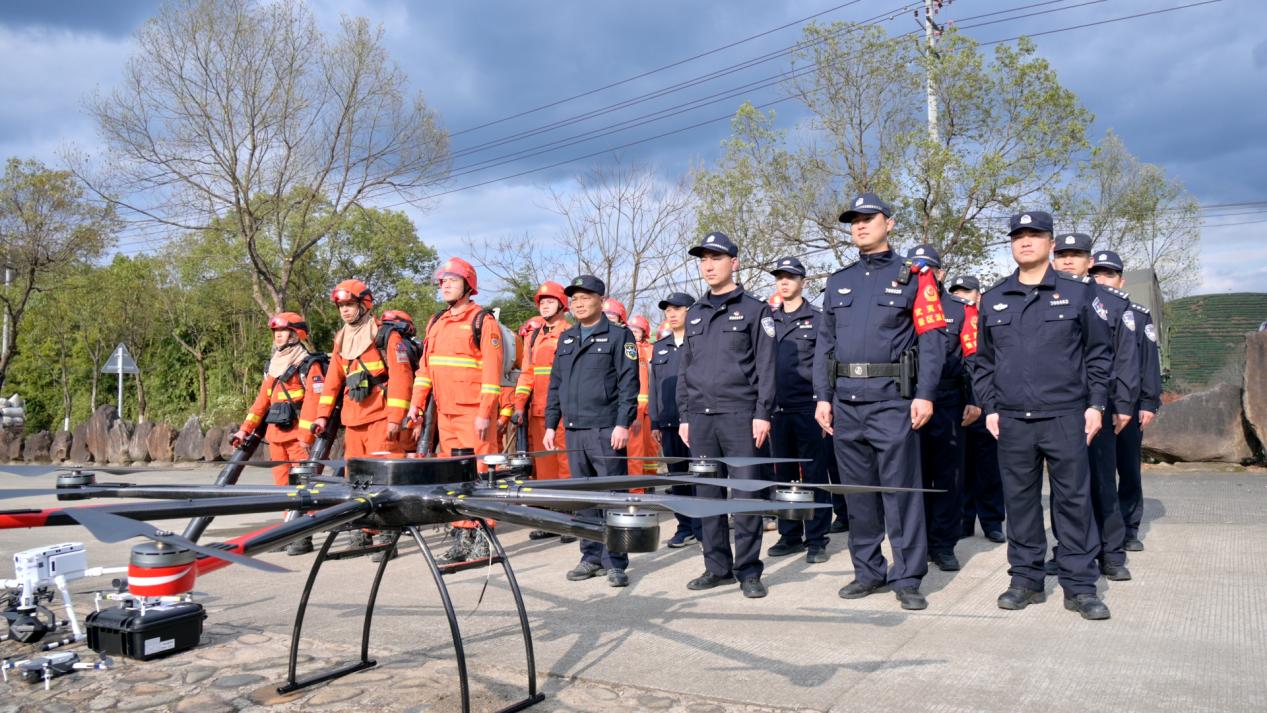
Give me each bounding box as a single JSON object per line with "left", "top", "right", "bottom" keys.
{"left": 239, "top": 359, "right": 324, "bottom": 486}
{"left": 411, "top": 302, "right": 504, "bottom": 458}
{"left": 512, "top": 321, "right": 570, "bottom": 479}
{"left": 316, "top": 325, "right": 413, "bottom": 458}
{"left": 626, "top": 339, "right": 660, "bottom": 476}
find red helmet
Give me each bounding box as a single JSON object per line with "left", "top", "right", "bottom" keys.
{"left": 381, "top": 309, "right": 416, "bottom": 337}
{"left": 767, "top": 294, "right": 783, "bottom": 309}
{"left": 628, "top": 315, "right": 650, "bottom": 340}
{"left": 518, "top": 315, "right": 546, "bottom": 338}
{"left": 268, "top": 312, "right": 309, "bottom": 343}
{"left": 331, "top": 279, "right": 373, "bottom": 308}
{"left": 602, "top": 298, "right": 628, "bottom": 324}
{"left": 435, "top": 257, "right": 479, "bottom": 295}
{"left": 534, "top": 281, "right": 569, "bottom": 311}
{"left": 656, "top": 321, "right": 671, "bottom": 339}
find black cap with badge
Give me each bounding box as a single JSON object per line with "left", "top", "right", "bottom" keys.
{"left": 768, "top": 256, "right": 806, "bottom": 277}
{"left": 1007, "top": 211, "right": 1055, "bottom": 236}
{"left": 658, "top": 292, "right": 695, "bottom": 310}
{"left": 839, "top": 192, "right": 893, "bottom": 223}
{"left": 564, "top": 274, "right": 606, "bottom": 297}
{"left": 1090, "top": 250, "right": 1125, "bottom": 273}
{"left": 906, "top": 244, "right": 942, "bottom": 269}
{"left": 688, "top": 231, "right": 739, "bottom": 258}
{"left": 1053, "top": 232, "right": 1093, "bottom": 253}
{"left": 948, "top": 275, "right": 981, "bottom": 292}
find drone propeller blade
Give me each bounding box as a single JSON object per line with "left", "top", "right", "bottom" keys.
{"left": 453, "top": 499, "right": 607, "bottom": 542}
{"left": 64, "top": 508, "right": 288, "bottom": 573}
{"left": 513, "top": 448, "right": 582, "bottom": 457}
{"left": 467, "top": 488, "right": 828, "bottom": 519}
{"left": 493, "top": 475, "right": 696, "bottom": 491}
{"left": 0, "top": 493, "right": 345, "bottom": 530}
{"left": 0, "top": 464, "right": 193, "bottom": 477}
{"left": 595, "top": 455, "right": 810, "bottom": 468}
{"left": 668, "top": 477, "right": 942, "bottom": 495}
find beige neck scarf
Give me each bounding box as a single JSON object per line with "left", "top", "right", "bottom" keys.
{"left": 338, "top": 311, "right": 378, "bottom": 360}
{"left": 267, "top": 341, "right": 310, "bottom": 379}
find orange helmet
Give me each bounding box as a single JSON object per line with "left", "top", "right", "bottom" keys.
{"left": 331, "top": 279, "right": 373, "bottom": 308}
{"left": 602, "top": 298, "right": 627, "bottom": 324}
{"left": 268, "top": 312, "right": 309, "bottom": 343}
{"left": 381, "top": 309, "right": 416, "bottom": 337}
{"left": 657, "top": 321, "right": 671, "bottom": 339}
{"left": 518, "top": 315, "right": 546, "bottom": 338}
{"left": 628, "top": 315, "right": 650, "bottom": 340}
{"left": 534, "top": 281, "right": 569, "bottom": 310}
{"left": 435, "top": 257, "right": 479, "bottom": 295}
{"left": 767, "top": 294, "right": 783, "bottom": 309}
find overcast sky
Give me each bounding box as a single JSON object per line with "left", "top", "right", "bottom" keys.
{"left": 1, "top": 0, "right": 1262, "bottom": 296}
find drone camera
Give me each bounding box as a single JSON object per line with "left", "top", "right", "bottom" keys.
{"left": 603, "top": 510, "right": 660, "bottom": 553}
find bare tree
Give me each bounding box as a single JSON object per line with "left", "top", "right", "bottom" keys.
{"left": 0, "top": 159, "right": 115, "bottom": 390}
{"left": 77, "top": 0, "right": 450, "bottom": 314}
{"left": 550, "top": 161, "right": 696, "bottom": 317}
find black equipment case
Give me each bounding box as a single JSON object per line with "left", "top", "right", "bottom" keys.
{"left": 86, "top": 602, "right": 206, "bottom": 661}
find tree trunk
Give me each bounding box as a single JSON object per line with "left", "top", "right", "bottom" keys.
{"left": 195, "top": 357, "right": 208, "bottom": 419}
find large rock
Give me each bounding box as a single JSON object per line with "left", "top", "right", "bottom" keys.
{"left": 219, "top": 428, "right": 238, "bottom": 460}
{"left": 202, "top": 427, "right": 225, "bottom": 462}
{"left": 1242, "top": 331, "right": 1267, "bottom": 452}
{"left": 106, "top": 419, "right": 133, "bottom": 464}
{"left": 50, "top": 431, "right": 72, "bottom": 462}
{"left": 173, "top": 417, "right": 203, "bottom": 463}
{"left": 85, "top": 404, "right": 119, "bottom": 463}
{"left": 0, "top": 431, "right": 15, "bottom": 462}
{"left": 23, "top": 431, "right": 52, "bottom": 463}
{"left": 1144, "top": 382, "right": 1254, "bottom": 463}
{"left": 129, "top": 421, "right": 154, "bottom": 462}
{"left": 146, "top": 422, "right": 176, "bottom": 463}
{"left": 70, "top": 422, "right": 92, "bottom": 463}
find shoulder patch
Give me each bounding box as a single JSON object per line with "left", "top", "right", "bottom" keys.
{"left": 1092, "top": 296, "right": 1109, "bottom": 321}
{"left": 1122, "top": 310, "right": 1136, "bottom": 332}
{"left": 623, "top": 343, "right": 638, "bottom": 361}
{"left": 761, "top": 316, "right": 776, "bottom": 338}
{"left": 1144, "top": 323, "right": 1158, "bottom": 343}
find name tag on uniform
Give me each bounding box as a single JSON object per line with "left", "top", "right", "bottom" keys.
{"left": 1049, "top": 299, "right": 1069, "bottom": 306}
{"left": 836, "top": 288, "right": 851, "bottom": 295}
{"left": 798, "top": 322, "right": 814, "bottom": 329}
{"left": 657, "top": 349, "right": 668, "bottom": 355}
{"left": 884, "top": 287, "right": 903, "bottom": 295}
{"left": 593, "top": 337, "right": 609, "bottom": 342}
{"left": 728, "top": 314, "right": 744, "bottom": 321}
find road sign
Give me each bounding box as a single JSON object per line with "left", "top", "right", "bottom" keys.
{"left": 101, "top": 344, "right": 140, "bottom": 375}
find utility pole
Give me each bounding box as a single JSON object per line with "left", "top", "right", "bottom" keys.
{"left": 923, "top": 0, "right": 948, "bottom": 144}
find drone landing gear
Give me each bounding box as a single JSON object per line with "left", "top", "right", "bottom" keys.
{"left": 278, "top": 521, "right": 544, "bottom": 713}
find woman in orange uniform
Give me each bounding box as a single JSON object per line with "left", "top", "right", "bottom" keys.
{"left": 626, "top": 313, "right": 661, "bottom": 476}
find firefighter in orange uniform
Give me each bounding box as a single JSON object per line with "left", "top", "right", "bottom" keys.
{"left": 626, "top": 314, "right": 660, "bottom": 476}
{"left": 513, "top": 283, "right": 572, "bottom": 480}
{"left": 312, "top": 280, "right": 413, "bottom": 459}
{"left": 408, "top": 258, "right": 505, "bottom": 563}
{"left": 233, "top": 312, "right": 323, "bottom": 486}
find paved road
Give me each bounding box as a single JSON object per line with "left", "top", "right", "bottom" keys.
{"left": 0, "top": 464, "right": 1263, "bottom": 712}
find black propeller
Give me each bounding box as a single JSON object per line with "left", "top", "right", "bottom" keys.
{"left": 598, "top": 455, "right": 810, "bottom": 468}
{"left": 63, "top": 507, "right": 288, "bottom": 573}
{"left": 0, "top": 464, "right": 167, "bottom": 477}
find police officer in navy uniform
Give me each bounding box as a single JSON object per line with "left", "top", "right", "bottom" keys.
{"left": 1052, "top": 233, "right": 1139, "bottom": 582}
{"left": 648, "top": 291, "right": 703, "bottom": 548}
{"left": 676, "top": 231, "right": 778, "bottom": 599}
{"left": 1089, "top": 250, "right": 1162, "bottom": 552}
{"left": 949, "top": 275, "right": 1007, "bottom": 544}
{"left": 907, "top": 245, "right": 972, "bottom": 572}
{"left": 543, "top": 275, "right": 641, "bottom": 588}
{"left": 973, "top": 211, "right": 1114, "bottom": 620}
{"left": 765, "top": 256, "right": 833, "bottom": 565}
{"left": 813, "top": 193, "right": 947, "bottom": 611}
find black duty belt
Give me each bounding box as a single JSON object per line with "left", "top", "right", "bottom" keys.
{"left": 836, "top": 362, "right": 901, "bottom": 378}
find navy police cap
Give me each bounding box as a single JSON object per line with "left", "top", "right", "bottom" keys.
{"left": 658, "top": 292, "right": 696, "bottom": 310}
{"left": 1007, "top": 211, "right": 1055, "bottom": 236}
{"left": 949, "top": 275, "right": 981, "bottom": 292}
{"left": 768, "top": 256, "right": 806, "bottom": 277}
{"left": 564, "top": 274, "right": 606, "bottom": 297}
{"left": 1090, "top": 250, "right": 1125, "bottom": 272}
{"left": 688, "top": 231, "right": 739, "bottom": 258}
{"left": 1053, "top": 232, "right": 1093, "bottom": 253}
{"left": 839, "top": 192, "right": 893, "bottom": 223}
{"left": 907, "top": 244, "right": 942, "bottom": 269}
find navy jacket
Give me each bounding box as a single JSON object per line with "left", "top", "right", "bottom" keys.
{"left": 812, "top": 250, "right": 948, "bottom": 403}
{"left": 771, "top": 299, "right": 821, "bottom": 413}
{"left": 676, "top": 286, "right": 777, "bottom": 421}
{"left": 1094, "top": 283, "right": 1141, "bottom": 415}
{"left": 971, "top": 266, "right": 1113, "bottom": 418}
{"left": 647, "top": 335, "right": 686, "bottom": 430}
{"left": 544, "top": 315, "right": 639, "bottom": 430}
{"left": 938, "top": 292, "right": 974, "bottom": 406}
{"left": 1130, "top": 302, "right": 1163, "bottom": 412}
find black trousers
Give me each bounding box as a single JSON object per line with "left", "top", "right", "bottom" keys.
{"left": 771, "top": 409, "right": 832, "bottom": 549}
{"left": 997, "top": 414, "right": 1099, "bottom": 596}
{"left": 962, "top": 422, "right": 1005, "bottom": 534}
{"left": 831, "top": 399, "right": 927, "bottom": 590}
{"left": 659, "top": 427, "right": 702, "bottom": 540}
{"left": 566, "top": 427, "right": 629, "bottom": 570}
{"left": 688, "top": 412, "right": 765, "bottom": 581}
{"left": 919, "top": 398, "right": 964, "bottom": 555}
{"left": 1116, "top": 416, "right": 1144, "bottom": 538}
{"left": 1086, "top": 408, "right": 1127, "bottom": 567}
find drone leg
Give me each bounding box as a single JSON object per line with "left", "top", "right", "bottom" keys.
{"left": 357, "top": 530, "right": 399, "bottom": 663}
{"left": 408, "top": 525, "right": 471, "bottom": 713}
{"left": 477, "top": 520, "right": 546, "bottom": 711}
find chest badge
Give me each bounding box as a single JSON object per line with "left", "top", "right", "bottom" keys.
{"left": 993, "top": 303, "right": 1008, "bottom": 311}
{"left": 563, "top": 338, "right": 575, "bottom": 344}
{"left": 690, "top": 318, "right": 702, "bottom": 325}
{"left": 836, "top": 288, "right": 852, "bottom": 295}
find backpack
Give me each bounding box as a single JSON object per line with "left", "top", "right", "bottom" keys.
{"left": 426, "top": 307, "right": 518, "bottom": 384}
{"left": 376, "top": 319, "right": 423, "bottom": 372}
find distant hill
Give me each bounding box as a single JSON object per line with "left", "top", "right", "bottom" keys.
{"left": 1165, "top": 293, "right": 1267, "bottom": 391}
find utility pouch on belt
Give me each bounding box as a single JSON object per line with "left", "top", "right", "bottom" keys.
{"left": 264, "top": 401, "right": 296, "bottom": 427}
{"left": 899, "top": 348, "right": 918, "bottom": 400}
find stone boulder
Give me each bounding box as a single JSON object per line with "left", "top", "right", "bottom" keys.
{"left": 1242, "top": 331, "right": 1267, "bottom": 452}
{"left": 85, "top": 404, "right": 119, "bottom": 463}
{"left": 106, "top": 419, "right": 133, "bottom": 464}
{"left": 173, "top": 417, "right": 203, "bottom": 463}
{"left": 70, "top": 423, "right": 92, "bottom": 463}
{"left": 23, "top": 431, "right": 52, "bottom": 463}
{"left": 202, "top": 427, "right": 225, "bottom": 462}
{"left": 51, "top": 431, "right": 72, "bottom": 462}
{"left": 146, "top": 422, "right": 176, "bottom": 463}
{"left": 219, "top": 428, "right": 238, "bottom": 460}
{"left": 129, "top": 421, "right": 154, "bottom": 462}
{"left": 0, "top": 431, "right": 15, "bottom": 462}
{"left": 1144, "top": 382, "right": 1254, "bottom": 463}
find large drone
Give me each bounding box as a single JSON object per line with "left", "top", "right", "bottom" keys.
{"left": 0, "top": 450, "right": 931, "bottom": 713}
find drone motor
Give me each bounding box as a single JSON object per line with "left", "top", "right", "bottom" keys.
{"left": 770, "top": 488, "right": 816, "bottom": 521}
{"left": 126, "top": 542, "right": 196, "bottom": 598}
{"left": 604, "top": 510, "right": 660, "bottom": 553}
{"left": 688, "top": 460, "right": 720, "bottom": 476}
{"left": 55, "top": 471, "right": 97, "bottom": 500}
